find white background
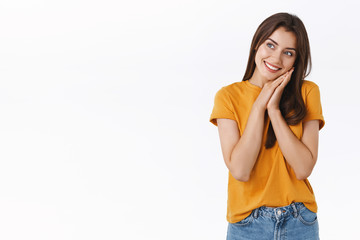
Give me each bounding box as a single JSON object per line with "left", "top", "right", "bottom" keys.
{"left": 0, "top": 0, "right": 359, "bottom": 239}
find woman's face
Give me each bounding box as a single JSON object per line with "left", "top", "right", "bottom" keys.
{"left": 254, "top": 27, "right": 297, "bottom": 81}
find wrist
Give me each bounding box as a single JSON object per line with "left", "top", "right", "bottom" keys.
{"left": 267, "top": 108, "right": 281, "bottom": 117}
{"left": 253, "top": 102, "right": 266, "bottom": 113}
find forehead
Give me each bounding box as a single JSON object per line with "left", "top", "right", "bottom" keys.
{"left": 267, "top": 27, "right": 297, "bottom": 48}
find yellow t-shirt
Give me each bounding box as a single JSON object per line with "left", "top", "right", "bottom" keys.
{"left": 209, "top": 79, "right": 325, "bottom": 224}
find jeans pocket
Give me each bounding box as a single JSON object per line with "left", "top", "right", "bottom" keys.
{"left": 297, "top": 206, "right": 318, "bottom": 226}
{"left": 232, "top": 212, "right": 254, "bottom": 226}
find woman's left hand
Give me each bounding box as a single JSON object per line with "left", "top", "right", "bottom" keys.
{"left": 267, "top": 68, "right": 294, "bottom": 111}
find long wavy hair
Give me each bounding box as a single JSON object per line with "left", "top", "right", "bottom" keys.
{"left": 242, "top": 12, "right": 311, "bottom": 149}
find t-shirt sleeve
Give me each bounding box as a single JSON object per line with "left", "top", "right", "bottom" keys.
{"left": 303, "top": 84, "right": 325, "bottom": 130}
{"left": 209, "top": 87, "right": 236, "bottom": 126}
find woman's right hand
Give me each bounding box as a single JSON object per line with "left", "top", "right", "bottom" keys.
{"left": 252, "top": 73, "right": 288, "bottom": 111}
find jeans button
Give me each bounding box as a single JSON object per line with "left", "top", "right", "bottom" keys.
{"left": 277, "top": 210, "right": 282, "bottom": 215}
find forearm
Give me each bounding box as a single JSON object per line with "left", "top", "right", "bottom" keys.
{"left": 230, "top": 105, "right": 265, "bottom": 181}
{"left": 268, "top": 109, "right": 313, "bottom": 180}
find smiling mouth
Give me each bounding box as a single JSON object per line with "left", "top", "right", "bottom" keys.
{"left": 264, "top": 61, "right": 281, "bottom": 71}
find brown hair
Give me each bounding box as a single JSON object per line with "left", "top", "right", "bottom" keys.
{"left": 242, "top": 12, "right": 311, "bottom": 148}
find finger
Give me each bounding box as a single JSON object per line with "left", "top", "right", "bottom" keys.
{"left": 275, "top": 73, "right": 288, "bottom": 84}
{"left": 271, "top": 77, "right": 286, "bottom": 90}
{"left": 272, "top": 75, "right": 286, "bottom": 87}
{"left": 279, "top": 72, "right": 292, "bottom": 87}
{"left": 275, "top": 73, "right": 287, "bottom": 81}
{"left": 279, "top": 68, "right": 294, "bottom": 79}
{"left": 286, "top": 68, "right": 294, "bottom": 80}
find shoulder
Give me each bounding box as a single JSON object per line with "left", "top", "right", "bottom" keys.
{"left": 302, "top": 80, "right": 320, "bottom": 89}
{"left": 301, "top": 80, "right": 321, "bottom": 97}
{"left": 216, "top": 81, "right": 243, "bottom": 96}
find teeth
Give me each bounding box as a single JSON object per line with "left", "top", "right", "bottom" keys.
{"left": 265, "top": 62, "right": 280, "bottom": 71}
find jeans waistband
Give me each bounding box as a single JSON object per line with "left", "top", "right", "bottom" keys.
{"left": 252, "top": 202, "right": 305, "bottom": 219}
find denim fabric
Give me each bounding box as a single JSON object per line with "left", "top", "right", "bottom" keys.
{"left": 226, "top": 202, "right": 319, "bottom": 240}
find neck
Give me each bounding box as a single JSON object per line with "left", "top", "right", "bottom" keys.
{"left": 248, "top": 69, "right": 269, "bottom": 89}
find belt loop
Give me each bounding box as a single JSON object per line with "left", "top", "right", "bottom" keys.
{"left": 291, "top": 203, "right": 298, "bottom": 218}
{"left": 253, "top": 208, "right": 259, "bottom": 219}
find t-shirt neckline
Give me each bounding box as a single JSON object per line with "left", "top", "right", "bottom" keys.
{"left": 243, "top": 80, "right": 262, "bottom": 92}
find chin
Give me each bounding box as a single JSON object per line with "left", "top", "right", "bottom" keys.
{"left": 264, "top": 69, "right": 289, "bottom": 80}
{"left": 263, "top": 72, "right": 281, "bottom": 81}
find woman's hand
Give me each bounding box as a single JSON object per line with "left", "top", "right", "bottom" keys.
{"left": 266, "top": 68, "right": 294, "bottom": 111}
{"left": 253, "top": 70, "right": 291, "bottom": 112}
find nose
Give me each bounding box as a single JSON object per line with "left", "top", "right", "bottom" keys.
{"left": 271, "top": 50, "right": 282, "bottom": 65}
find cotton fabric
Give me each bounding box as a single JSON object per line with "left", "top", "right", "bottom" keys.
{"left": 209, "top": 80, "right": 325, "bottom": 224}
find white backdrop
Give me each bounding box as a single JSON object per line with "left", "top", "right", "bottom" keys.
{"left": 0, "top": 0, "right": 359, "bottom": 239}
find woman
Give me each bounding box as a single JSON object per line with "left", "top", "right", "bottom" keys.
{"left": 209, "top": 13, "right": 325, "bottom": 240}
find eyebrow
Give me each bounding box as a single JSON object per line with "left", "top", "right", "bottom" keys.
{"left": 268, "top": 38, "right": 296, "bottom": 52}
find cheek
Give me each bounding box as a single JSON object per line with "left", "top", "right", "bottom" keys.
{"left": 255, "top": 48, "right": 269, "bottom": 63}
{"left": 284, "top": 58, "right": 296, "bottom": 69}
{"left": 257, "top": 47, "right": 269, "bottom": 57}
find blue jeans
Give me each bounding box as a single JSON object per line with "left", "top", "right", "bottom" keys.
{"left": 226, "top": 202, "right": 319, "bottom": 240}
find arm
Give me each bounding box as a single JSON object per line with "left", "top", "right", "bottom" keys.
{"left": 268, "top": 109, "right": 320, "bottom": 180}
{"left": 216, "top": 76, "right": 288, "bottom": 182}
{"left": 266, "top": 69, "right": 321, "bottom": 180}
{"left": 217, "top": 104, "right": 265, "bottom": 182}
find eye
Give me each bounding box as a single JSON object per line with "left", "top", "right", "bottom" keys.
{"left": 284, "top": 51, "right": 293, "bottom": 56}
{"left": 266, "top": 43, "right": 275, "bottom": 49}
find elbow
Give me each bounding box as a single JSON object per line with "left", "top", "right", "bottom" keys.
{"left": 232, "top": 171, "right": 250, "bottom": 182}
{"left": 295, "top": 152, "right": 317, "bottom": 180}
{"left": 296, "top": 174, "right": 307, "bottom": 181}
{"left": 229, "top": 157, "right": 251, "bottom": 182}
{"left": 229, "top": 161, "right": 251, "bottom": 182}
{"left": 236, "top": 176, "right": 250, "bottom": 182}
{"left": 295, "top": 169, "right": 312, "bottom": 181}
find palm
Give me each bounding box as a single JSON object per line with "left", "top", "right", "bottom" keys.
{"left": 267, "top": 70, "right": 293, "bottom": 110}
